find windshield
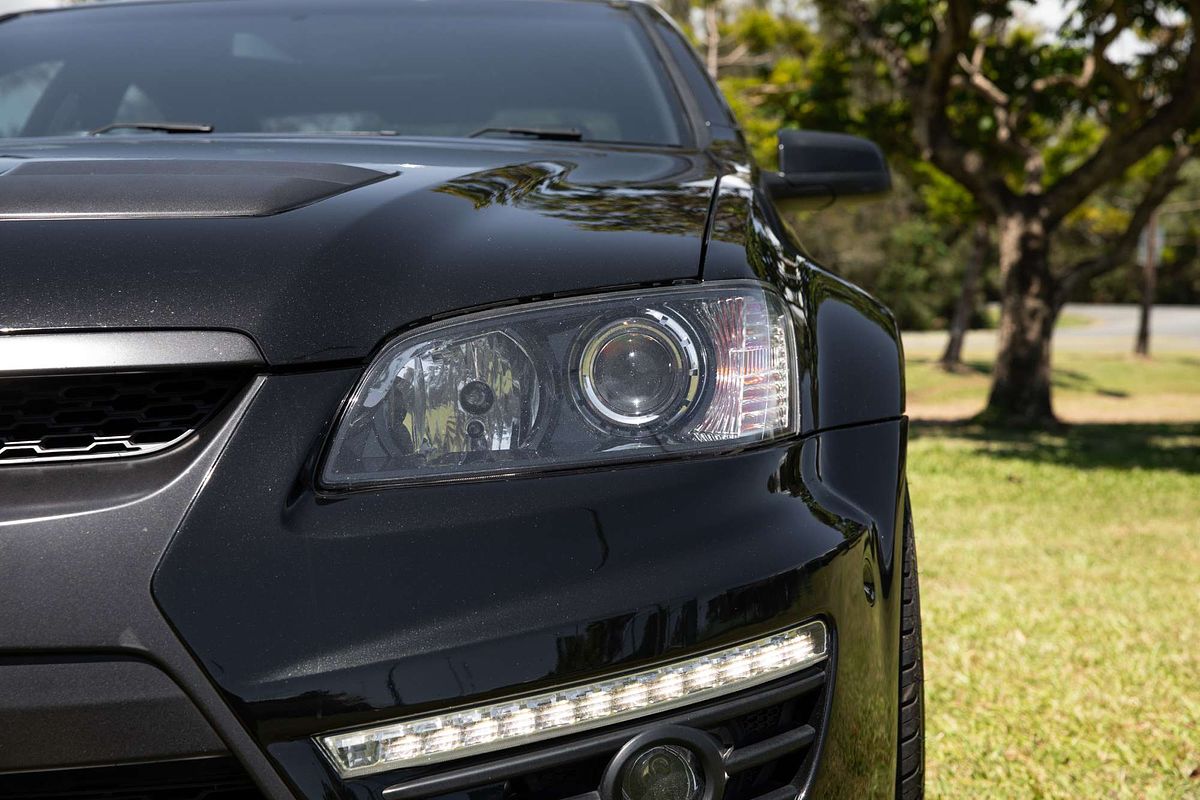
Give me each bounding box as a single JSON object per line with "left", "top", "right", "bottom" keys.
{"left": 0, "top": 0, "right": 689, "bottom": 146}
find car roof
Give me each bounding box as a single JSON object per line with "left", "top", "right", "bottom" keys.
{"left": 3, "top": 0, "right": 653, "bottom": 23}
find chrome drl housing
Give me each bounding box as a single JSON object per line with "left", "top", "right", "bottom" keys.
{"left": 317, "top": 620, "right": 828, "bottom": 778}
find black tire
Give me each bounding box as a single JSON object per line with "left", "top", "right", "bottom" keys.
{"left": 897, "top": 495, "right": 925, "bottom": 800}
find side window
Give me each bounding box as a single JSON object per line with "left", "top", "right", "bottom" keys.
{"left": 645, "top": 13, "right": 737, "bottom": 130}
{"left": 0, "top": 61, "right": 64, "bottom": 137}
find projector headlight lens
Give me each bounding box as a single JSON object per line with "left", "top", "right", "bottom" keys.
{"left": 578, "top": 314, "right": 699, "bottom": 429}
{"left": 321, "top": 281, "right": 798, "bottom": 489}
{"left": 317, "top": 620, "right": 827, "bottom": 777}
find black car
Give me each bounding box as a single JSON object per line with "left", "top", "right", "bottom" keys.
{"left": 0, "top": 1, "right": 922, "bottom": 799}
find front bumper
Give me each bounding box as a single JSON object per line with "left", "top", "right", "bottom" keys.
{"left": 0, "top": 370, "right": 907, "bottom": 800}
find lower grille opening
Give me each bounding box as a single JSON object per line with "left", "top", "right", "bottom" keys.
{"left": 0, "top": 756, "right": 266, "bottom": 800}
{"left": 364, "top": 664, "right": 829, "bottom": 800}
{"left": 711, "top": 692, "right": 819, "bottom": 800}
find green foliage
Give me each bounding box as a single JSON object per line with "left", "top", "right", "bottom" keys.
{"left": 710, "top": 6, "right": 860, "bottom": 167}
{"left": 729, "top": 8, "right": 783, "bottom": 53}
{"left": 662, "top": 0, "right": 1200, "bottom": 315}
{"left": 1044, "top": 117, "right": 1106, "bottom": 185}
{"left": 875, "top": 220, "right": 957, "bottom": 330}
{"left": 681, "top": 2, "right": 992, "bottom": 327}
{"left": 719, "top": 76, "right": 785, "bottom": 167}
{"left": 912, "top": 162, "right": 977, "bottom": 227}
{"left": 788, "top": 175, "right": 983, "bottom": 330}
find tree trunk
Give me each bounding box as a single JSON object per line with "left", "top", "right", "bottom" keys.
{"left": 940, "top": 219, "right": 989, "bottom": 370}
{"left": 1134, "top": 212, "right": 1157, "bottom": 357}
{"left": 983, "top": 212, "right": 1059, "bottom": 427}
{"left": 704, "top": 4, "right": 720, "bottom": 80}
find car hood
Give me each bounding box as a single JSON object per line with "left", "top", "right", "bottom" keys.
{"left": 0, "top": 138, "right": 719, "bottom": 365}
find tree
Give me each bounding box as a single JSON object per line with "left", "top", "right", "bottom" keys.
{"left": 1134, "top": 210, "right": 1157, "bottom": 357}
{"left": 830, "top": 0, "right": 1200, "bottom": 425}
{"left": 908, "top": 162, "right": 990, "bottom": 369}
{"left": 941, "top": 219, "right": 990, "bottom": 368}
{"left": 695, "top": 2, "right": 1002, "bottom": 344}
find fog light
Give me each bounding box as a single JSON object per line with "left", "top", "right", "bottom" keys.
{"left": 602, "top": 726, "right": 724, "bottom": 800}
{"left": 621, "top": 745, "right": 704, "bottom": 800}
{"left": 317, "top": 621, "right": 826, "bottom": 778}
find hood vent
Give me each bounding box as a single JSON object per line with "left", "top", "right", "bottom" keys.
{"left": 0, "top": 159, "right": 394, "bottom": 219}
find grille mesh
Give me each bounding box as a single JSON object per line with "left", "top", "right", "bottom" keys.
{"left": 0, "top": 369, "right": 248, "bottom": 464}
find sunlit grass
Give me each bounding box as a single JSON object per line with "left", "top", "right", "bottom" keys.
{"left": 979, "top": 307, "right": 1094, "bottom": 330}
{"left": 908, "top": 362, "right": 1200, "bottom": 797}
{"left": 905, "top": 352, "right": 1200, "bottom": 423}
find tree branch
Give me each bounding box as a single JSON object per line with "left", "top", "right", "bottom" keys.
{"left": 952, "top": 47, "right": 1037, "bottom": 162}
{"left": 1044, "top": 7, "right": 1200, "bottom": 225}
{"left": 1056, "top": 138, "right": 1193, "bottom": 304}
{"left": 705, "top": 3, "right": 720, "bottom": 79}
{"left": 718, "top": 42, "right": 751, "bottom": 67}
{"left": 841, "top": 0, "right": 914, "bottom": 88}
{"left": 842, "top": 0, "right": 1017, "bottom": 215}
{"left": 719, "top": 50, "right": 777, "bottom": 69}
{"left": 955, "top": 50, "right": 1010, "bottom": 107}
{"left": 1030, "top": 51, "right": 1096, "bottom": 93}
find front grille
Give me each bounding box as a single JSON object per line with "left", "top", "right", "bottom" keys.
{"left": 0, "top": 756, "right": 265, "bottom": 800}
{"left": 364, "top": 664, "right": 829, "bottom": 800}
{"left": 0, "top": 369, "right": 248, "bottom": 465}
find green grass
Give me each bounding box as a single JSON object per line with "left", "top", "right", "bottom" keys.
{"left": 910, "top": 377, "right": 1200, "bottom": 795}
{"left": 905, "top": 352, "right": 1200, "bottom": 422}
{"left": 978, "top": 308, "right": 1094, "bottom": 330}
{"left": 1055, "top": 311, "right": 1096, "bottom": 329}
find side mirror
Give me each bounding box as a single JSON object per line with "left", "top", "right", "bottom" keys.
{"left": 766, "top": 130, "right": 892, "bottom": 210}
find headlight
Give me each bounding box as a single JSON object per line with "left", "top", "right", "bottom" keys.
{"left": 321, "top": 281, "right": 798, "bottom": 489}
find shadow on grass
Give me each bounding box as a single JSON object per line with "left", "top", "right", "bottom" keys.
{"left": 908, "top": 356, "right": 992, "bottom": 376}
{"left": 908, "top": 357, "right": 1131, "bottom": 398}
{"left": 910, "top": 420, "right": 1200, "bottom": 474}
{"left": 1050, "top": 367, "right": 1130, "bottom": 397}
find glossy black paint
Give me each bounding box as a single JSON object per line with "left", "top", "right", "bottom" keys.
{"left": 153, "top": 367, "right": 907, "bottom": 800}
{"left": 768, "top": 131, "right": 893, "bottom": 209}
{"left": 0, "top": 138, "right": 717, "bottom": 365}
{"left": 0, "top": 1, "right": 911, "bottom": 798}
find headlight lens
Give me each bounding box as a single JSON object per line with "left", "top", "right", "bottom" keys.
{"left": 321, "top": 281, "right": 798, "bottom": 489}
{"left": 577, "top": 313, "right": 700, "bottom": 429}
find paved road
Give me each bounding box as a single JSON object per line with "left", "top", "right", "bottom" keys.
{"left": 904, "top": 303, "right": 1200, "bottom": 355}
{"left": 1059, "top": 303, "right": 1200, "bottom": 341}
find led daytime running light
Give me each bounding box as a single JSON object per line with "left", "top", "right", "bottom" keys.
{"left": 318, "top": 621, "right": 827, "bottom": 777}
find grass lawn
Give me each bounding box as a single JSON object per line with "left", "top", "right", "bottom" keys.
{"left": 906, "top": 348, "right": 1200, "bottom": 797}
{"left": 905, "top": 352, "right": 1200, "bottom": 422}
{"left": 979, "top": 307, "right": 1095, "bottom": 330}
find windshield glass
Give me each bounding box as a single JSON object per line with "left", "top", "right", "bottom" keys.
{"left": 0, "top": 0, "right": 688, "bottom": 146}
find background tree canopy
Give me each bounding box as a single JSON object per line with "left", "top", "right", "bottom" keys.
{"left": 667, "top": 0, "right": 1200, "bottom": 425}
